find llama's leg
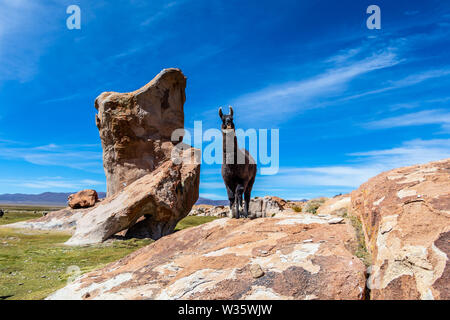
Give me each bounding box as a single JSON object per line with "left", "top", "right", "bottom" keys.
{"left": 245, "top": 176, "right": 255, "bottom": 219}
{"left": 243, "top": 191, "right": 250, "bottom": 218}
{"left": 236, "top": 185, "right": 244, "bottom": 218}
{"left": 226, "top": 185, "right": 236, "bottom": 218}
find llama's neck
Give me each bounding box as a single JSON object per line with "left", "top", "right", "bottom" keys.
{"left": 222, "top": 129, "right": 237, "bottom": 165}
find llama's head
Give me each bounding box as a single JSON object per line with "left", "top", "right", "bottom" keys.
{"left": 219, "top": 106, "right": 235, "bottom": 131}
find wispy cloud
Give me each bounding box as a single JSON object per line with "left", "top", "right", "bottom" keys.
{"left": 199, "top": 193, "right": 225, "bottom": 200}
{"left": 40, "top": 94, "right": 82, "bottom": 105}
{"left": 364, "top": 109, "right": 450, "bottom": 132}
{"left": 139, "top": 1, "right": 184, "bottom": 27}
{"left": 233, "top": 49, "right": 401, "bottom": 125}
{"left": 0, "top": 177, "right": 104, "bottom": 190}
{"left": 256, "top": 138, "right": 450, "bottom": 196}
{"left": 0, "top": 142, "right": 103, "bottom": 173}
{"left": 342, "top": 69, "right": 450, "bottom": 102}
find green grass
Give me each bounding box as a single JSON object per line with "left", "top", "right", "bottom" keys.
{"left": 304, "top": 198, "right": 327, "bottom": 215}
{"left": 0, "top": 227, "right": 153, "bottom": 300}
{"left": 0, "top": 207, "right": 219, "bottom": 300}
{"left": 342, "top": 210, "right": 371, "bottom": 266}
{"left": 0, "top": 205, "right": 62, "bottom": 226}
{"left": 175, "top": 216, "right": 219, "bottom": 231}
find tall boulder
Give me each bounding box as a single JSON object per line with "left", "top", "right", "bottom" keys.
{"left": 95, "top": 68, "right": 187, "bottom": 197}
{"left": 62, "top": 69, "right": 200, "bottom": 245}
{"left": 350, "top": 158, "right": 450, "bottom": 300}
{"left": 3, "top": 69, "right": 199, "bottom": 243}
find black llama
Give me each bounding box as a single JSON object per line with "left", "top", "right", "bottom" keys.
{"left": 219, "top": 106, "right": 257, "bottom": 218}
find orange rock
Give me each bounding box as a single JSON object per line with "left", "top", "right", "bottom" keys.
{"left": 95, "top": 68, "right": 187, "bottom": 197}
{"left": 350, "top": 158, "right": 450, "bottom": 300}
{"left": 68, "top": 189, "right": 98, "bottom": 209}
{"left": 47, "top": 211, "right": 366, "bottom": 300}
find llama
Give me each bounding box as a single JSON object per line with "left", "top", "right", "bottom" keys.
{"left": 219, "top": 106, "right": 257, "bottom": 218}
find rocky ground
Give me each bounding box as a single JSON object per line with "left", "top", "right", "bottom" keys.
{"left": 43, "top": 159, "right": 450, "bottom": 300}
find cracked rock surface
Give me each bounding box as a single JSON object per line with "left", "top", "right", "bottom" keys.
{"left": 351, "top": 158, "right": 450, "bottom": 300}
{"left": 47, "top": 211, "right": 366, "bottom": 300}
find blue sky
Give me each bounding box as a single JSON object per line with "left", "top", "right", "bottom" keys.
{"left": 0, "top": 0, "right": 449, "bottom": 199}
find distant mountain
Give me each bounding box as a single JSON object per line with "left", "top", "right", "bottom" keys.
{"left": 0, "top": 193, "right": 301, "bottom": 207}
{"left": 195, "top": 197, "right": 229, "bottom": 206}
{"left": 0, "top": 192, "right": 106, "bottom": 206}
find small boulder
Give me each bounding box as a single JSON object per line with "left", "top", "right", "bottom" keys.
{"left": 68, "top": 189, "right": 98, "bottom": 209}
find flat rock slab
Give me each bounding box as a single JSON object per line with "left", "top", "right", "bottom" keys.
{"left": 3, "top": 205, "right": 98, "bottom": 232}
{"left": 351, "top": 158, "right": 450, "bottom": 300}
{"left": 48, "top": 211, "right": 366, "bottom": 300}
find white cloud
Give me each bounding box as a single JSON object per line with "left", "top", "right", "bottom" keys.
{"left": 199, "top": 193, "right": 225, "bottom": 200}
{"left": 365, "top": 109, "right": 450, "bottom": 131}
{"left": 349, "top": 139, "right": 450, "bottom": 168}
{"left": 233, "top": 49, "right": 400, "bottom": 125}
{"left": 0, "top": 142, "right": 103, "bottom": 173}
{"left": 140, "top": 0, "right": 185, "bottom": 27}
{"left": 257, "top": 138, "right": 450, "bottom": 194}
{"left": 0, "top": 177, "right": 104, "bottom": 190}
{"left": 340, "top": 69, "right": 450, "bottom": 102}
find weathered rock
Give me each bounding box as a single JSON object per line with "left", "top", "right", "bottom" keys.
{"left": 68, "top": 189, "right": 98, "bottom": 209}
{"left": 2, "top": 69, "right": 199, "bottom": 244}
{"left": 66, "top": 151, "right": 200, "bottom": 245}
{"left": 303, "top": 197, "right": 328, "bottom": 214}
{"left": 284, "top": 200, "right": 306, "bottom": 212}
{"left": 249, "top": 196, "right": 286, "bottom": 218}
{"left": 5, "top": 205, "right": 99, "bottom": 232}
{"left": 350, "top": 158, "right": 450, "bottom": 300}
{"left": 317, "top": 195, "right": 350, "bottom": 216}
{"left": 95, "top": 68, "right": 187, "bottom": 197}
{"left": 188, "top": 196, "right": 287, "bottom": 218}
{"left": 47, "top": 211, "right": 366, "bottom": 300}
{"left": 188, "top": 204, "right": 230, "bottom": 217}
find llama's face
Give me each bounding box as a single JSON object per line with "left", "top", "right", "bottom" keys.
{"left": 219, "top": 107, "right": 235, "bottom": 131}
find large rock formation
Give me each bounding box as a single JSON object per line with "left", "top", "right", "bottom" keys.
{"left": 63, "top": 69, "right": 199, "bottom": 245}
{"left": 95, "top": 68, "right": 187, "bottom": 197}
{"left": 48, "top": 211, "right": 366, "bottom": 300}
{"left": 68, "top": 189, "right": 99, "bottom": 209}
{"left": 5, "top": 69, "right": 200, "bottom": 244}
{"left": 351, "top": 158, "right": 450, "bottom": 300}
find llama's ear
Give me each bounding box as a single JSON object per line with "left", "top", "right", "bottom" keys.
{"left": 218, "top": 107, "right": 223, "bottom": 119}
{"left": 229, "top": 106, "right": 234, "bottom": 117}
